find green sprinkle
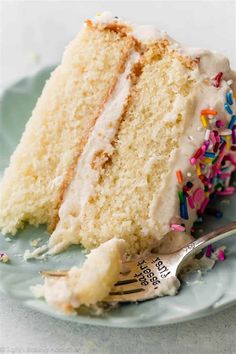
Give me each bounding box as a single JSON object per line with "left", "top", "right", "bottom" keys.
{"left": 178, "top": 191, "right": 184, "bottom": 203}
{"left": 212, "top": 155, "right": 219, "bottom": 164}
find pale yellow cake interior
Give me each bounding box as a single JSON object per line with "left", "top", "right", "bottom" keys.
{"left": 78, "top": 48, "right": 196, "bottom": 253}
{"left": 0, "top": 26, "right": 134, "bottom": 234}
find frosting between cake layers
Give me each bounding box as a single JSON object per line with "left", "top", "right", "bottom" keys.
{"left": 48, "top": 50, "right": 140, "bottom": 253}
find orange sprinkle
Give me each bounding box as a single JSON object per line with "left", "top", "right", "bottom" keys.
{"left": 176, "top": 170, "right": 183, "bottom": 184}
{"left": 200, "top": 109, "right": 217, "bottom": 116}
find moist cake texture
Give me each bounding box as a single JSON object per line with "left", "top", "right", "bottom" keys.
{"left": 0, "top": 24, "right": 134, "bottom": 234}
{"left": 0, "top": 12, "right": 236, "bottom": 258}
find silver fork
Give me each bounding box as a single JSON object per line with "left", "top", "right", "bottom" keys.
{"left": 42, "top": 221, "right": 236, "bottom": 303}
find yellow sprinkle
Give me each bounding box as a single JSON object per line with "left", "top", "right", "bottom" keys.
{"left": 96, "top": 12, "right": 101, "bottom": 16}
{"left": 225, "top": 135, "right": 231, "bottom": 151}
{"left": 205, "top": 191, "right": 210, "bottom": 198}
{"left": 200, "top": 115, "right": 208, "bottom": 128}
{"left": 196, "top": 162, "right": 201, "bottom": 176}
{"left": 202, "top": 157, "right": 212, "bottom": 164}
{"left": 233, "top": 92, "right": 236, "bottom": 100}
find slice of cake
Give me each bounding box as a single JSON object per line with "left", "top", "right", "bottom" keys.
{"left": 1, "top": 12, "right": 236, "bottom": 261}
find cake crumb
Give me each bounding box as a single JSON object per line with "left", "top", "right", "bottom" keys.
{"left": 0, "top": 252, "right": 9, "bottom": 263}
{"left": 30, "top": 238, "right": 42, "bottom": 248}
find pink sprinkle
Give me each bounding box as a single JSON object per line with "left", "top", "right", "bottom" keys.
{"left": 213, "top": 72, "right": 223, "bottom": 88}
{"left": 193, "top": 188, "right": 205, "bottom": 204}
{"left": 205, "top": 244, "right": 213, "bottom": 258}
{"left": 218, "top": 249, "right": 225, "bottom": 261}
{"left": 190, "top": 157, "right": 197, "bottom": 165}
{"left": 226, "top": 186, "right": 236, "bottom": 193}
{"left": 212, "top": 165, "right": 220, "bottom": 175}
{"left": 215, "top": 120, "right": 225, "bottom": 128}
{"left": 217, "top": 187, "right": 235, "bottom": 196}
{"left": 171, "top": 224, "right": 186, "bottom": 232}
{"left": 188, "top": 196, "right": 195, "bottom": 209}
{"left": 203, "top": 140, "right": 210, "bottom": 150}
{"left": 213, "top": 130, "right": 221, "bottom": 143}
{"left": 199, "top": 197, "right": 210, "bottom": 214}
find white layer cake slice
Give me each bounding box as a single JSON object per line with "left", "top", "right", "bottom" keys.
{"left": 1, "top": 13, "right": 236, "bottom": 258}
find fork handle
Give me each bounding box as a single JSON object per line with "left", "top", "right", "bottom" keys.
{"left": 176, "top": 221, "right": 236, "bottom": 270}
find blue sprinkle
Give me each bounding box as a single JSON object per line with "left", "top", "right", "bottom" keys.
{"left": 180, "top": 203, "right": 185, "bottom": 219}
{"left": 226, "top": 91, "right": 233, "bottom": 105}
{"left": 183, "top": 205, "right": 189, "bottom": 220}
{"left": 228, "top": 115, "right": 236, "bottom": 130}
{"left": 180, "top": 194, "right": 189, "bottom": 220}
{"left": 204, "top": 151, "right": 216, "bottom": 158}
{"left": 224, "top": 103, "right": 233, "bottom": 115}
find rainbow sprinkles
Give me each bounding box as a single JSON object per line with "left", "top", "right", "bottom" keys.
{"left": 173, "top": 75, "right": 236, "bottom": 235}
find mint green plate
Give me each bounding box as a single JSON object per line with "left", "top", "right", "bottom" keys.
{"left": 0, "top": 67, "right": 236, "bottom": 328}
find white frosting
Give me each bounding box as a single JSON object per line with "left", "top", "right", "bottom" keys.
{"left": 49, "top": 51, "right": 140, "bottom": 253}
{"left": 93, "top": 11, "right": 115, "bottom": 24}
{"left": 148, "top": 75, "right": 236, "bottom": 239}
{"left": 93, "top": 12, "right": 236, "bottom": 67}
{"left": 132, "top": 25, "right": 169, "bottom": 43}
{"left": 23, "top": 244, "right": 48, "bottom": 260}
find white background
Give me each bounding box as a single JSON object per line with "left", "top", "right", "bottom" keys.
{"left": 1, "top": 1, "right": 236, "bottom": 353}
{"left": 1, "top": 0, "right": 236, "bottom": 89}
